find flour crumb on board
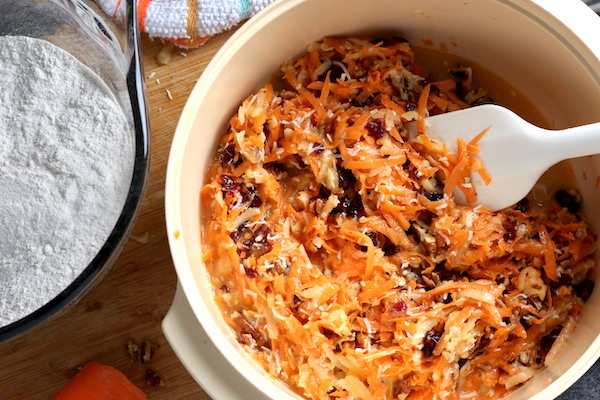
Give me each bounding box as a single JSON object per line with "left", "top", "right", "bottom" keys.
{"left": 166, "top": 89, "right": 173, "bottom": 100}
{"left": 179, "top": 52, "right": 188, "bottom": 58}
{"left": 126, "top": 339, "right": 140, "bottom": 363}
{"left": 147, "top": 71, "right": 156, "bottom": 79}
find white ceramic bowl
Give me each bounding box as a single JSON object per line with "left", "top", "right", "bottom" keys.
{"left": 164, "top": 0, "right": 600, "bottom": 399}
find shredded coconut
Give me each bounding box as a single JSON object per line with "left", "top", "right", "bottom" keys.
{"left": 0, "top": 36, "right": 133, "bottom": 327}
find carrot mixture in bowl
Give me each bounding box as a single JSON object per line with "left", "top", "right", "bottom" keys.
{"left": 200, "top": 37, "right": 596, "bottom": 400}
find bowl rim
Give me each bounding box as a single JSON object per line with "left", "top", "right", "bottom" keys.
{"left": 0, "top": 3, "right": 150, "bottom": 342}
{"left": 165, "top": 0, "right": 600, "bottom": 399}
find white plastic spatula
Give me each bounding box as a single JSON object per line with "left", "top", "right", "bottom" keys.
{"left": 408, "top": 104, "right": 600, "bottom": 211}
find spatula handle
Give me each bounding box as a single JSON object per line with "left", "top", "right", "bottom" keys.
{"left": 543, "top": 122, "right": 600, "bottom": 162}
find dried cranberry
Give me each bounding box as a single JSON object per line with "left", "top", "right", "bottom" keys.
{"left": 321, "top": 63, "right": 345, "bottom": 81}
{"left": 442, "top": 293, "right": 453, "bottom": 304}
{"left": 318, "top": 185, "right": 332, "bottom": 199}
{"left": 250, "top": 194, "right": 263, "bottom": 208}
{"left": 239, "top": 223, "right": 273, "bottom": 256}
{"left": 422, "top": 326, "right": 444, "bottom": 357}
{"left": 238, "top": 185, "right": 262, "bottom": 208}
{"left": 311, "top": 142, "right": 325, "bottom": 154}
{"left": 390, "top": 300, "right": 407, "bottom": 313}
{"left": 219, "top": 142, "right": 236, "bottom": 167}
{"left": 332, "top": 196, "right": 352, "bottom": 215}
{"left": 366, "top": 231, "right": 380, "bottom": 247}
{"left": 555, "top": 189, "right": 581, "bottom": 213}
{"left": 515, "top": 198, "right": 529, "bottom": 213}
{"left": 219, "top": 285, "right": 230, "bottom": 292}
{"left": 320, "top": 327, "right": 336, "bottom": 339}
{"left": 418, "top": 210, "right": 436, "bottom": 225}
{"left": 365, "top": 119, "right": 385, "bottom": 139}
{"left": 231, "top": 221, "right": 248, "bottom": 243}
{"left": 346, "top": 195, "right": 364, "bottom": 217}
{"left": 473, "top": 335, "right": 491, "bottom": 356}
{"left": 550, "top": 273, "right": 573, "bottom": 290}
{"left": 424, "top": 191, "right": 444, "bottom": 202}
{"left": 503, "top": 219, "right": 517, "bottom": 241}
{"left": 574, "top": 279, "right": 595, "bottom": 302}
{"left": 218, "top": 175, "right": 240, "bottom": 196}
{"left": 240, "top": 185, "right": 252, "bottom": 201}
{"left": 384, "top": 244, "right": 401, "bottom": 256}
{"left": 252, "top": 224, "right": 272, "bottom": 247}
{"left": 293, "top": 295, "right": 302, "bottom": 305}
{"left": 338, "top": 167, "right": 357, "bottom": 190}
{"left": 520, "top": 315, "right": 532, "bottom": 330}
{"left": 244, "top": 266, "right": 257, "bottom": 278}
{"left": 407, "top": 225, "right": 420, "bottom": 244}
{"left": 249, "top": 194, "right": 263, "bottom": 208}
{"left": 405, "top": 103, "right": 416, "bottom": 111}
{"left": 434, "top": 263, "right": 454, "bottom": 281}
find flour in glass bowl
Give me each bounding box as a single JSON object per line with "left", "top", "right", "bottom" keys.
{"left": 0, "top": 36, "right": 134, "bottom": 327}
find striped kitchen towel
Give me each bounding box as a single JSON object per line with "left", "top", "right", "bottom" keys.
{"left": 96, "top": 0, "right": 276, "bottom": 47}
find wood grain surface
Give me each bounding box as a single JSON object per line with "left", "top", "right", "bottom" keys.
{"left": 0, "top": 31, "right": 238, "bottom": 400}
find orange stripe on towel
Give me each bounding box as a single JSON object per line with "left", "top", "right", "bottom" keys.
{"left": 187, "top": 0, "right": 199, "bottom": 42}
{"left": 113, "top": 0, "right": 122, "bottom": 17}
{"left": 137, "top": 0, "right": 153, "bottom": 32}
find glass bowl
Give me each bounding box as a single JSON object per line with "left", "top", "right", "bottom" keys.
{"left": 0, "top": 0, "right": 149, "bottom": 341}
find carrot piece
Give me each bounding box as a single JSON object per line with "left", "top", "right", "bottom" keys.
{"left": 344, "top": 157, "right": 406, "bottom": 170}
{"left": 52, "top": 362, "right": 147, "bottom": 400}
{"left": 469, "top": 127, "right": 490, "bottom": 146}
{"left": 299, "top": 87, "right": 325, "bottom": 121}
{"left": 539, "top": 226, "right": 557, "bottom": 280}
{"left": 345, "top": 112, "right": 370, "bottom": 140}
{"left": 444, "top": 139, "right": 470, "bottom": 196}
{"left": 381, "top": 94, "right": 406, "bottom": 116}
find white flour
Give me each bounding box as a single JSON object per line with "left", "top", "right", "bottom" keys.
{"left": 0, "top": 36, "right": 134, "bottom": 327}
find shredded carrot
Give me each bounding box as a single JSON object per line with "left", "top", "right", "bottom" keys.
{"left": 539, "top": 225, "right": 558, "bottom": 280}
{"left": 200, "top": 36, "right": 596, "bottom": 400}
{"left": 344, "top": 157, "right": 406, "bottom": 170}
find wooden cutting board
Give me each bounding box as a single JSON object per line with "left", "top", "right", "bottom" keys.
{"left": 0, "top": 31, "right": 238, "bottom": 400}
